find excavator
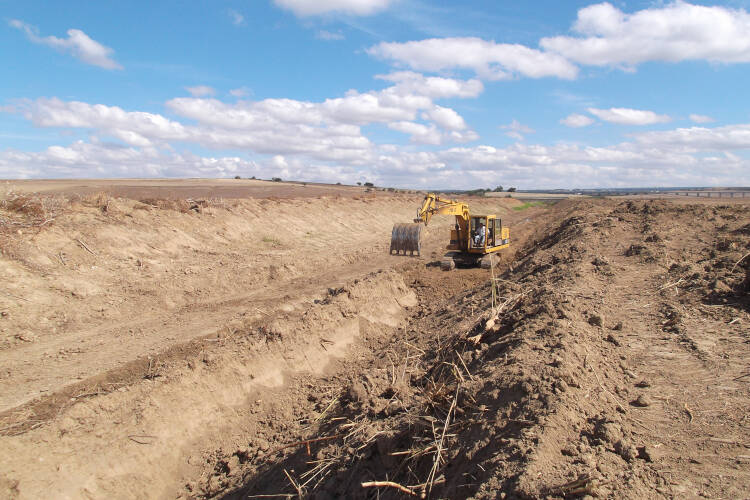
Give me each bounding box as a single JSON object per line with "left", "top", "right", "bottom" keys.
{"left": 390, "top": 193, "right": 510, "bottom": 270}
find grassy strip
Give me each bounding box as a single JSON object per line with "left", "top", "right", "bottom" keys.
{"left": 512, "top": 201, "right": 550, "bottom": 211}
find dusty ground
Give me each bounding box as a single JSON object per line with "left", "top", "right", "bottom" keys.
{"left": 0, "top": 182, "right": 748, "bottom": 499}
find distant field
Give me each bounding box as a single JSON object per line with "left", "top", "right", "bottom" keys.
{"left": 485, "top": 191, "right": 587, "bottom": 200}
{"left": 1, "top": 178, "right": 370, "bottom": 200}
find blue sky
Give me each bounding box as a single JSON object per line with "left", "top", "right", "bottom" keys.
{"left": 2, "top": 0, "right": 750, "bottom": 189}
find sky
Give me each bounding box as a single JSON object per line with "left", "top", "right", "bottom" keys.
{"left": 2, "top": 0, "right": 750, "bottom": 189}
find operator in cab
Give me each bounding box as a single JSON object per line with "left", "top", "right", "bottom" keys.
{"left": 474, "top": 222, "right": 485, "bottom": 247}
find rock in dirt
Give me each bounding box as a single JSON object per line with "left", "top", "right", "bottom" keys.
{"left": 631, "top": 395, "right": 651, "bottom": 407}
{"left": 588, "top": 315, "right": 604, "bottom": 327}
{"left": 611, "top": 321, "right": 623, "bottom": 331}
{"left": 635, "top": 380, "right": 651, "bottom": 388}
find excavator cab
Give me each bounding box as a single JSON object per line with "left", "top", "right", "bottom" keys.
{"left": 470, "top": 216, "right": 503, "bottom": 249}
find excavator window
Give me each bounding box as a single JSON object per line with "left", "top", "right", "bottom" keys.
{"left": 470, "top": 217, "right": 487, "bottom": 248}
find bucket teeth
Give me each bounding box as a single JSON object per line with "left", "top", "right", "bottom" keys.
{"left": 390, "top": 223, "right": 422, "bottom": 256}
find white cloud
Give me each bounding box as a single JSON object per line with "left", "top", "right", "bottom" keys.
{"left": 375, "top": 72, "right": 483, "bottom": 99}
{"left": 229, "top": 87, "right": 252, "bottom": 98}
{"left": 274, "top": 0, "right": 392, "bottom": 16}
{"left": 501, "top": 119, "right": 535, "bottom": 140}
{"left": 185, "top": 86, "right": 216, "bottom": 97}
{"left": 587, "top": 107, "right": 671, "bottom": 125}
{"left": 368, "top": 37, "right": 579, "bottom": 80}
{"left": 541, "top": 2, "right": 750, "bottom": 68}
{"left": 316, "top": 30, "right": 345, "bottom": 41}
{"left": 9, "top": 20, "right": 122, "bottom": 70}
{"left": 689, "top": 113, "right": 715, "bottom": 124}
{"left": 561, "top": 113, "right": 595, "bottom": 128}
{"left": 12, "top": 73, "right": 479, "bottom": 163}
{"left": 228, "top": 9, "right": 245, "bottom": 26}
{"left": 633, "top": 123, "right": 750, "bottom": 151}
{"left": 422, "top": 106, "right": 467, "bottom": 131}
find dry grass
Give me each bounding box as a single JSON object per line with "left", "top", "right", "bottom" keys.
{"left": 0, "top": 190, "right": 69, "bottom": 234}
{"left": 135, "top": 197, "right": 236, "bottom": 214}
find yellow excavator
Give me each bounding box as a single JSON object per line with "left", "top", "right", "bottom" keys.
{"left": 390, "top": 193, "right": 510, "bottom": 270}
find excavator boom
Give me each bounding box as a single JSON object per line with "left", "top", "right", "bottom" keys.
{"left": 414, "top": 193, "right": 470, "bottom": 226}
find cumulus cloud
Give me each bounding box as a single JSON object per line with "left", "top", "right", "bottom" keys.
{"left": 11, "top": 73, "right": 479, "bottom": 163}
{"left": 274, "top": 0, "right": 392, "bottom": 16}
{"left": 316, "top": 30, "right": 345, "bottom": 41}
{"left": 500, "top": 119, "right": 535, "bottom": 140}
{"left": 9, "top": 20, "right": 122, "bottom": 70}
{"left": 185, "top": 86, "right": 216, "bottom": 97}
{"left": 540, "top": 2, "right": 750, "bottom": 68}
{"left": 690, "top": 113, "right": 715, "bottom": 124}
{"left": 587, "top": 107, "right": 671, "bottom": 125}
{"left": 632, "top": 123, "right": 750, "bottom": 151}
{"left": 561, "top": 113, "right": 595, "bottom": 128}
{"left": 368, "top": 37, "right": 579, "bottom": 80}
{"left": 375, "top": 72, "right": 483, "bottom": 99}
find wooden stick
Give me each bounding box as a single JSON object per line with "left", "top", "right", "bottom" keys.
{"left": 361, "top": 481, "right": 417, "bottom": 496}
{"left": 75, "top": 238, "right": 96, "bottom": 255}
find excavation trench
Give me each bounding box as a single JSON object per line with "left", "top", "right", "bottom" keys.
{"left": 0, "top": 265, "right": 466, "bottom": 499}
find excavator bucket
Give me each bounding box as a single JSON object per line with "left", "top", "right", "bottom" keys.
{"left": 390, "top": 223, "right": 422, "bottom": 256}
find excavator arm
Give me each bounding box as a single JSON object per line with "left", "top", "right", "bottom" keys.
{"left": 414, "top": 193, "right": 470, "bottom": 226}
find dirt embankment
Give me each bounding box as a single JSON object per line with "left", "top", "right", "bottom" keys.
{"left": 4, "top": 191, "right": 519, "bottom": 413}
{"left": 0, "top": 188, "right": 535, "bottom": 499}
{"left": 201, "top": 199, "right": 749, "bottom": 499}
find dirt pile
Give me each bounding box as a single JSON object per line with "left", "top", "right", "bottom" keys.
{"left": 215, "top": 199, "right": 749, "bottom": 499}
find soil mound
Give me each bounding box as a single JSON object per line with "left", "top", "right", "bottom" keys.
{"left": 215, "top": 199, "right": 749, "bottom": 499}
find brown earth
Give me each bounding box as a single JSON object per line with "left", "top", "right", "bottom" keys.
{"left": 0, "top": 182, "right": 748, "bottom": 499}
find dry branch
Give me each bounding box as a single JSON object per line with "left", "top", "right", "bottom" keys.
{"left": 361, "top": 481, "right": 417, "bottom": 496}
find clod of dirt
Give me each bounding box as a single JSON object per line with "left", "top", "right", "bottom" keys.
{"left": 625, "top": 244, "right": 646, "bottom": 257}
{"left": 605, "top": 334, "right": 621, "bottom": 346}
{"left": 637, "top": 446, "right": 658, "bottom": 463}
{"left": 709, "top": 279, "right": 732, "bottom": 293}
{"left": 635, "top": 380, "right": 651, "bottom": 388}
{"left": 592, "top": 256, "right": 609, "bottom": 267}
{"left": 588, "top": 314, "right": 604, "bottom": 327}
{"left": 0, "top": 312, "right": 7, "bottom": 318}
{"left": 631, "top": 395, "right": 651, "bottom": 407}
{"left": 346, "top": 381, "right": 368, "bottom": 404}
{"left": 615, "top": 439, "right": 638, "bottom": 462}
{"left": 611, "top": 321, "right": 623, "bottom": 331}
{"left": 594, "top": 420, "right": 623, "bottom": 445}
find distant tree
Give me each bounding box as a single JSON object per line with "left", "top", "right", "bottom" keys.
{"left": 234, "top": 175, "right": 241, "bottom": 179}
{"left": 364, "top": 182, "right": 374, "bottom": 187}
{"left": 494, "top": 185, "right": 503, "bottom": 192}
{"left": 336, "top": 182, "right": 341, "bottom": 185}
{"left": 356, "top": 182, "right": 362, "bottom": 186}
{"left": 272, "top": 177, "right": 282, "bottom": 182}
{"left": 508, "top": 187, "right": 517, "bottom": 192}
{"left": 251, "top": 176, "right": 256, "bottom": 179}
